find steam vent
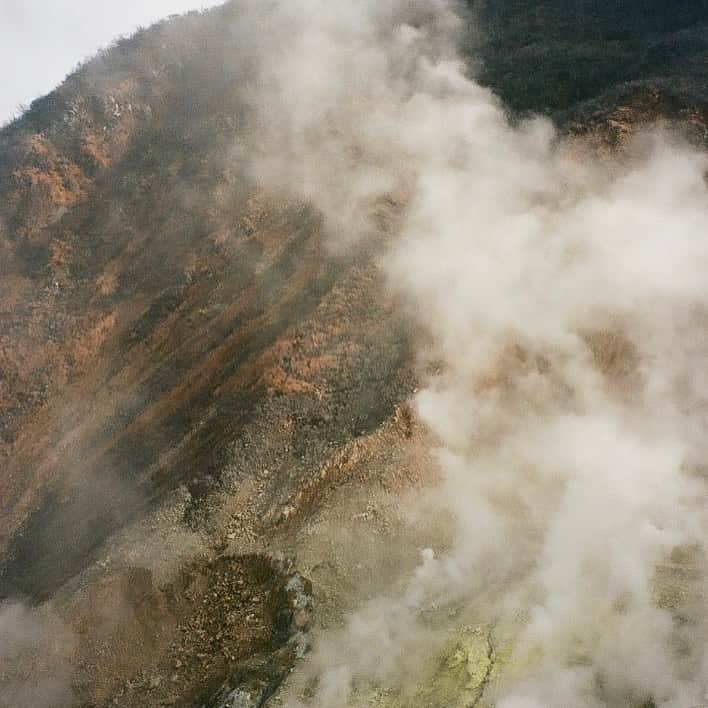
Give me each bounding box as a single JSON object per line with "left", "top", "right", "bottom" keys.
{"left": 2, "top": 1, "right": 708, "bottom": 706}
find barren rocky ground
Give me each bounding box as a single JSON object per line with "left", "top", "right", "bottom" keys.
{"left": 1, "top": 2, "right": 708, "bottom": 706}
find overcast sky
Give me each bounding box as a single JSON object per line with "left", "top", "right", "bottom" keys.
{"left": 0, "top": 0, "right": 223, "bottom": 125}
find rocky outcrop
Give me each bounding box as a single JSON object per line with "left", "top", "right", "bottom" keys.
{"left": 199, "top": 569, "right": 313, "bottom": 708}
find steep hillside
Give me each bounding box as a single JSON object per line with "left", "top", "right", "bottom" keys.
{"left": 0, "top": 5, "right": 414, "bottom": 601}
{"left": 3, "top": 0, "right": 708, "bottom": 601}
{"left": 2, "top": 2, "right": 708, "bottom": 706}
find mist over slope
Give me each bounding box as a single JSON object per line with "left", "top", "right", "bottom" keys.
{"left": 226, "top": 1, "right": 708, "bottom": 705}
{"left": 1, "top": 1, "right": 708, "bottom": 706}
{"left": 0, "top": 5, "right": 414, "bottom": 600}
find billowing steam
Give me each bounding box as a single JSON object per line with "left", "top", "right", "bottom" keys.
{"left": 227, "top": 0, "right": 708, "bottom": 706}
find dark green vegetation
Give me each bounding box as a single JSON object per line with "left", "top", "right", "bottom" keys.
{"left": 472, "top": 0, "right": 708, "bottom": 120}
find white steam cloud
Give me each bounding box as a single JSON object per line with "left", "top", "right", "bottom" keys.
{"left": 227, "top": 1, "right": 708, "bottom": 706}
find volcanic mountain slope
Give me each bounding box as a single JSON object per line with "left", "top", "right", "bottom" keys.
{"left": 0, "top": 4, "right": 417, "bottom": 601}
{"left": 3, "top": 0, "right": 708, "bottom": 606}
{"left": 1, "top": 1, "right": 708, "bottom": 707}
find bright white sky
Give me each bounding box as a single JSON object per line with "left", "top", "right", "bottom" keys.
{"left": 0, "top": 0, "right": 223, "bottom": 125}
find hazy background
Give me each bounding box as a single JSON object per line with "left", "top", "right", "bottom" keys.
{"left": 0, "top": 0, "right": 222, "bottom": 124}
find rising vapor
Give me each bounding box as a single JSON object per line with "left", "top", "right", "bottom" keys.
{"left": 221, "top": 0, "right": 708, "bottom": 706}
